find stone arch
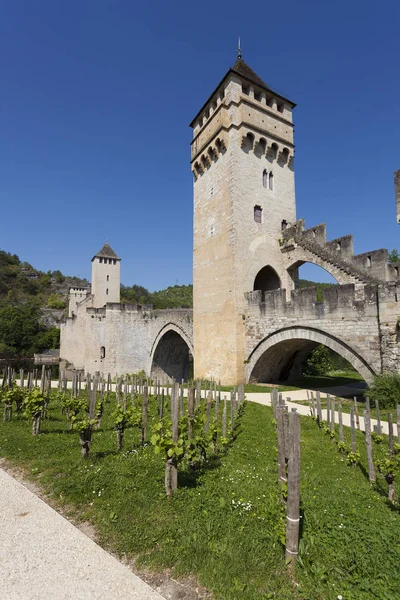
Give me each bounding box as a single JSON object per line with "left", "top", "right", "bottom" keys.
{"left": 246, "top": 326, "right": 375, "bottom": 385}
{"left": 253, "top": 265, "right": 281, "bottom": 291}
{"left": 284, "top": 246, "right": 361, "bottom": 286}
{"left": 150, "top": 323, "right": 194, "bottom": 382}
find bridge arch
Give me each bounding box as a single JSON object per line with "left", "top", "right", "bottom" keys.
{"left": 246, "top": 326, "right": 375, "bottom": 385}
{"left": 150, "top": 323, "right": 194, "bottom": 382}
{"left": 283, "top": 246, "right": 360, "bottom": 286}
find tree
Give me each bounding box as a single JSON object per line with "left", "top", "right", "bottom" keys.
{"left": 0, "top": 304, "right": 42, "bottom": 355}
{"left": 388, "top": 249, "right": 400, "bottom": 263}
{"left": 367, "top": 373, "right": 400, "bottom": 409}
{"left": 303, "top": 345, "right": 333, "bottom": 376}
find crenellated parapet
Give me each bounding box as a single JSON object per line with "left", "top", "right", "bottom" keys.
{"left": 245, "top": 283, "right": 384, "bottom": 317}
{"left": 281, "top": 218, "right": 397, "bottom": 285}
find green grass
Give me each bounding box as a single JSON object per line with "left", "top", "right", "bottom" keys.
{"left": 288, "top": 370, "right": 364, "bottom": 391}
{"left": 1, "top": 393, "right": 399, "bottom": 599}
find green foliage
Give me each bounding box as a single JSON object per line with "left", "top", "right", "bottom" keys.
{"left": 0, "top": 304, "right": 42, "bottom": 355}
{"left": 376, "top": 457, "right": 397, "bottom": 478}
{"left": 121, "top": 283, "right": 193, "bottom": 309}
{"left": 388, "top": 249, "right": 400, "bottom": 263}
{"left": 303, "top": 346, "right": 333, "bottom": 376}
{"left": 296, "top": 278, "right": 336, "bottom": 302}
{"left": 71, "top": 414, "right": 97, "bottom": 433}
{"left": 346, "top": 450, "right": 360, "bottom": 466}
{"left": 47, "top": 293, "right": 66, "bottom": 309}
{"left": 23, "top": 389, "right": 45, "bottom": 420}
{"left": 111, "top": 404, "right": 141, "bottom": 430}
{"left": 0, "top": 248, "right": 88, "bottom": 356}
{"left": 367, "top": 372, "right": 400, "bottom": 409}
{"left": 371, "top": 432, "right": 384, "bottom": 444}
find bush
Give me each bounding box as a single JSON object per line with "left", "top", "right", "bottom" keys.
{"left": 303, "top": 345, "right": 333, "bottom": 376}
{"left": 366, "top": 373, "right": 400, "bottom": 409}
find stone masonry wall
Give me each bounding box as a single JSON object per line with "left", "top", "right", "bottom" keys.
{"left": 60, "top": 301, "right": 193, "bottom": 378}
{"left": 244, "top": 282, "right": 400, "bottom": 384}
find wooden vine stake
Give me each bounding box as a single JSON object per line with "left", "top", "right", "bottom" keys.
{"left": 350, "top": 408, "right": 356, "bottom": 453}
{"left": 326, "top": 394, "right": 330, "bottom": 426}
{"left": 165, "top": 382, "right": 179, "bottom": 497}
{"left": 285, "top": 410, "right": 300, "bottom": 570}
{"left": 330, "top": 398, "right": 335, "bottom": 433}
{"left": 141, "top": 385, "right": 149, "bottom": 445}
{"left": 222, "top": 395, "right": 227, "bottom": 439}
{"left": 338, "top": 401, "right": 344, "bottom": 443}
{"left": 316, "top": 391, "right": 322, "bottom": 424}
{"left": 388, "top": 413, "right": 394, "bottom": 457}
{"left": 363, "top": 409, "right": 375, "bottom": 483}
{"left": 230, "top": 390, "right": 235, "bottom": 437}
{"left": 354, "top": 397, "right": 360, "bottom": 430}
{"left": 375, "top": 399, "right": 382, "bottom": 435}
{"left": 187, "top": 386, "right": 194, "bottom": 440}
{"left": 180, "top": 379, "right": 184, "bottom": 417}
{"left": 271, "top": 388, "right": 278, "bottom": 419}
{"left": 396, "top": 404, "right": 400, "bottom": 444}
{"left": 276, "top": 407, "right": 287, "bottom": 487}
{"left": 205, "top": 391, "right": 212, "bottom": 434}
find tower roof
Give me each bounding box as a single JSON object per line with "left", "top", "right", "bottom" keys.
{"left": 190, "top": 56, "right": 295, "bottom": 127}
{"left": 92, "top": 242, "right": 120, "bottom": 262}
{"left": 230, "top": 57, "right": 270, "bottom": 91}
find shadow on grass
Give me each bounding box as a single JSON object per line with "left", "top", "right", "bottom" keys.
{"left": 93, "top": 449, "right": 118, "bottom": 459}
{"left": 178, "top": 453, "right": 223, "bottom": 489}
{"left": 40, "top": 428, "right": 74, "bottom": 435}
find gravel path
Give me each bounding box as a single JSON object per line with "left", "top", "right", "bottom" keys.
{"left": 0, "top": 468, "right": 164, "bottom": 600}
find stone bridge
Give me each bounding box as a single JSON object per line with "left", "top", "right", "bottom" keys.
{"left": 61, "top": 277, "right": 400, "bottom": 385}
{"left": 60, "top": 302, "right": 194, "bottom": 382}
{"left": 244, "top": 283, "right": 400, "bottom": 386}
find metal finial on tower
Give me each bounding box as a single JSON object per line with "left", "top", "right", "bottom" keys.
{"left": 237, "top": 36, "right": 242, "bottom": 59}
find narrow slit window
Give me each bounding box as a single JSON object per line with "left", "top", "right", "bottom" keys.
{"left": 263, "top": 170, "right": 268, "bottom": 188}
{"left": 100, "top": 346, "right": 105, "bottom": 359}
{"left": 106, "top": 288, "right": 109, "bottom": 295}
{"left": 106, "top": 275, "right": 109, "bottom": 281}
{"left": 254, "top": 205, "right": 262, "bottom": 223}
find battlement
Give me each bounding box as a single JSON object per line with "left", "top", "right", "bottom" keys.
{"left": 282, "top": 218, "right": 398, "bottom": 285}
{"left": 245, "top": 283, "right": 384, "bottom": 316}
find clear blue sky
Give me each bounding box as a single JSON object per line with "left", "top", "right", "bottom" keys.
{"left": 1, "top": 0, "right": 399, "bottom": 290}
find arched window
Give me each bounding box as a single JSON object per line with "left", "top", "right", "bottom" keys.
{"left": 269, "top": 172, "right": 274, "bottom": 191}
{"left": 263, "top": 170, "right": 268, "bottom": 188}
{"left": 100, "top": 346, "right": 105, "bottom": 359}
{"left": 106, "top": 275, "right": 109, "bottom": 281}
{"left": 106, "top": 288, "right": 109, "bottom": 295}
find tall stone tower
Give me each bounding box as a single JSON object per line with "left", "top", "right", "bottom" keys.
{"left": 190, "top": 55, "right": 296, "bottom": 384}
{"left": 91, "top": 242, "right": 121, "bottom": 307}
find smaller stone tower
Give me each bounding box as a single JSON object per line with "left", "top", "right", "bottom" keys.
{"left": 395, "top": 170, "right": 400, "bottom": 224}
{"left": 91, "top": 242, "right": 121, "bottom": 308}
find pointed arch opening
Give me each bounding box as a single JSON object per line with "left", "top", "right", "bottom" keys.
{"left": 151, "top": 329, "right": 193, "bottom": 382}
{"left": 253, "top": 265, "right": 281, "bottom": 292}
